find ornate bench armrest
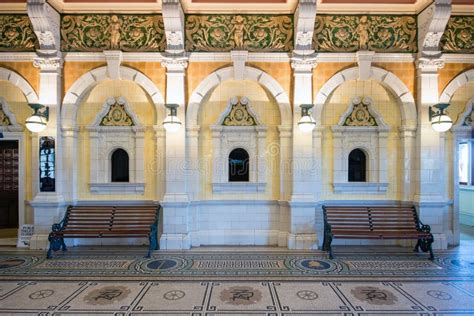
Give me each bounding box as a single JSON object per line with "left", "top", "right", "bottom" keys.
{"left": 419, "top": 224, "right": 431, "bottom": 234}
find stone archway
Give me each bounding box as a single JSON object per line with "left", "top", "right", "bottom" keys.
{"left": 314, "top": 66, "right": 417, "bottom": 129}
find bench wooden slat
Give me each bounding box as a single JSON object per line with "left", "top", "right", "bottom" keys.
{"left": 47, "top": 204, "right": 161, "bottom": 259}
{"left": 322, "top": 205, "right": 434, "bottom": 260}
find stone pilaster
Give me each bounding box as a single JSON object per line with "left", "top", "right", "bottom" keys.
{"left": 288, "top": 56, "right": 318, "bottom": 250}
{"left": 160, "top": 56, "right": 190, "bottom": 249}
{"left": 29, "top": 55, "right": 65, "bottom": 250}
{"left": 414, "top": 57, "right": 449, "bottom": 249}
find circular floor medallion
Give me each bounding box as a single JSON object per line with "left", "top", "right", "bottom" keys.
{"left": 29, "top": 289, "right": 54, "bottom": 300}
{"left": 427, "top": 290, "right": 452, "bottom": 300}
{"left": 297, "top": 290, "right": 318, "bottom": 300}
{"left": 146, "top": 259, "right": 178, "bottom": 270}
{"left": 296, "top": 259, "right": 334, "bottom": 272}
{"left": 164, "top": 290, "right": 185, "bottom": 300}
{"left": 0, "top": 259, "right": 26, "bottom": 269}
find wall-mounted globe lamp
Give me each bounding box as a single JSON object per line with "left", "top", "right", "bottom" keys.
{"left": 298, "top": 104, "right": 316, "bottom": 133}
{"left": 162, "top": 103, "right": 181, "bottom": 133}
{"left": 429, "top": 103, "right": 453, "bottom": 132}
{"left": 26, "top": 103, "right": 49, "bottom": 133}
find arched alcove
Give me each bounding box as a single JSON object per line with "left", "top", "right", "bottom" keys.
{"left": 75, "top": 80, "right": 159, "bottom": 199}
{"left": 321, "top": 81, "right": 399, "bottom": 197}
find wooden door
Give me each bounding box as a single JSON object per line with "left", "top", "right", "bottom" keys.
{"left": 0, "top": 141, "right": 19, "bottom": 229}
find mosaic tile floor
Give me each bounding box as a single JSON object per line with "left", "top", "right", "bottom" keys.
{"left": 0, "top": 246, "right": 473, "bottom": 315}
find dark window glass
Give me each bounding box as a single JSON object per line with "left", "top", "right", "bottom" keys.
{"left": 229, "top": 148, "right": 249, "bottom": 182}
{"left": 111, "top": 149, "right": 129, "bottom": 182}
{"left": 40, "top": 137, "right": 55, "bottom": 192}
{"left": 348, "top": 149, "right": 366, "bottom": 182}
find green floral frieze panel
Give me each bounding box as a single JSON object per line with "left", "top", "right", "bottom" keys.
{"left": 185, "top": 14, "right": 293, "bottom": 52}
{"left": 313, "top": 15, "right": 417, "bottom": 53}
{"left": 0, "top": 15, "right": 38, "bottom": 52}
{"left": 441, "top": 16, "right": 474, "bottom": 54}
{"left": 61, "top": 14, "right": 166, "bottom": 52}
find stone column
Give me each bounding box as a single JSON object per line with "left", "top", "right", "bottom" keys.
{"left": 160, "top": 57, "right": 190, "bottom": 249}
{"left": 154, "top": 126, "right": 166, "bottom": 200}
{"left": 278, "top": 126, "right": 292, "bottom": 246}
{"left": 399, "top": 127, "right": 416, "bottom": 202}
{"left": 414, "top": 58, "right": 449, "bottom": 249}
{"left": 186, "top": 126, "right": 200, "bottom": 201}
{"left": 61, "top": 127, "right": 78, "bottom": 202}
{"left": 29, "top": 56, "right": 65, "bottom": 250}
{"left": 288, "top": 57, "right": 318, "bottom": 249}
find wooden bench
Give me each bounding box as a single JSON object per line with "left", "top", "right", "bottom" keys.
{"left": 322, "top": 205, "right": 434, "bottom": 260}
{"left": 47, "top": 205, "right": 160, "bottom": 259}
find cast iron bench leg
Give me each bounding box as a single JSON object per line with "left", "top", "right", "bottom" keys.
{"left": 414, "top": 239, "right": 420, "bottom": 252}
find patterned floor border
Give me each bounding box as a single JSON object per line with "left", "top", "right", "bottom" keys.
{"left": 0, "top": 247, "right": 473, "bottom": 281}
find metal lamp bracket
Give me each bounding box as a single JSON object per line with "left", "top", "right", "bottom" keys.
{"left": 300, "top": 104, "right": 314, "bottom": 117}
{"left": 29, "top": 103, "right": 49, "bottom": 120}
{"left": 165, "top": 103, "right": 179, "bottom": 116}
{"left": 429, "top": 103, "right": 449, "bottom": 122}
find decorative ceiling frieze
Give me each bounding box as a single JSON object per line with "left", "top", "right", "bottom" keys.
{"left": 0, "top": 14, "right": 38, "bottom": 52}
{"left": 60, "top": 14, "right": 166, "bottom": 52}
{"left": 441, "top": 15, "right": 474, "bottom": 53}
{"left": 313, "top": 14, "right": 417, "bottom": 53}
{"left": 185, "top": 14, "right": 293, "bottom": 52}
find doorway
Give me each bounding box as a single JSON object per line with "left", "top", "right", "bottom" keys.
{"left": 0, "top": 140, "right": 19, "bottom": 239}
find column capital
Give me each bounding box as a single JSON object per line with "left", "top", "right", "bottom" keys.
{"left": 33, "top": 54, "right": 63, "bottom": 72}
{"left": 416, "top": 57, "right": 445, "bottom": 73}
{"left": 161, "top": 55, "right": 188, "bottom": 73}
{"left": 291, "top": 54, "right": 317, "bottom": 74}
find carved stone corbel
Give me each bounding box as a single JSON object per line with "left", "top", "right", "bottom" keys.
{"left": 27, "top": 0, "right": 60, "bottom": 58}
{"left": 293, "top": 0, "right": 317, "bottom": 55}
{"left": 417, "top": 0, "right": 451, "bottom": 58}
{"left": 162, "top": 0, "right": 185, "bottom": 54}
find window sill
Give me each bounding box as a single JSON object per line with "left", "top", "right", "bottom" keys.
{"left": 89, "top": 183, "right": 145, "bottom": 195}
{"left": 333, "top": 182, "right": 388, "bottom": 194}
{"left": 212, "top": 182, "right": 266, "bottom": 193}
{"left": 460, "top": 185, "right": 474, "bottom": 191}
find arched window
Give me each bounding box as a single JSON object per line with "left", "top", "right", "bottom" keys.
{"left": 111, "top": 149, "right": 129, "bottom": 182}
{"left": 348, "top": 149, "right": 366, "bottom": 182}
{"left": 229, "top": 148, "right": 249, "bottom": 182}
